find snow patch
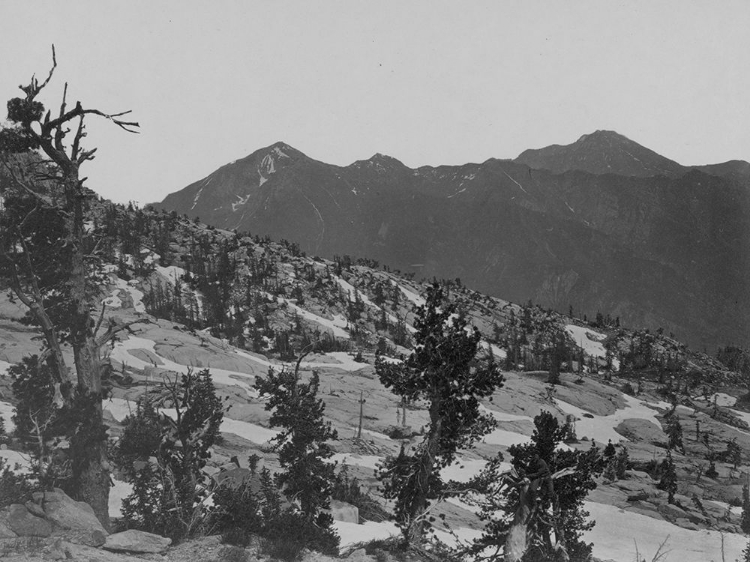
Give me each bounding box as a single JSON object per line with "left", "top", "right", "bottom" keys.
{"left": 0, "top": 449, "right": 32, "bottom": 473}
{"left": 301, "top": 352, "right": 368, "bottom": 372}
{"left": 700, "top": 392, "right": 737, "bottom": 407}
{"left": 220, "top": 418, "right": 279, "bottom": 444}
{"left": 105, "top": 397, "right": 136, "bottom": 422}
{"left": 731, "top": 408, "right": 750, "bottom": 427}
{"left": 441, "top": 458, "right": 505, "bottom": 483}
{"left": 110, "top": 479, "right": 134, "bottom": 518}
{"left": 565, "top": 324, "right": 607, "bottom": 358}
{"left": 281, "top": 298, "right": 350, "bottom": 339}
{"left": 394, "top": 282, "right": 426, "bottom": 307}
{"left": 104, "top": 275, "right": 146, "bottom": 313}
{"left": 584, "top": 501, "right": 746, "bottom": 562}
{"left": 232, "top": 193, "right": 251, "bottom": 211}
{"left": 0, "top": 399, "right": 15, "bottom": 433}
{"left": 261, "top": 154, "right": 276, "bottom": 175}
{"left": 191, "top": 183, "right": 207, "bottom": 210}
{"left": 109, "top": 336, "right": 259, "bottom": 398}
{"left": 498, "top": 166, "right": 528, "bottom": 194}
{"left": 0, "top": 360, "right": 12, "bottom": 376}
{"left": 155, "top": 263, "right": 202, "bottom": 317}
{"left": 555, "top": 394, "right": 665, "bottom": 444}
{"left": 331, "top": 453, "right": 382, "bottom": 471}
{"left": 334, "top": 520, "right": 400, "bottom": 550}
{"left": 479, "top": 340, "right": 507, "bottom": 360}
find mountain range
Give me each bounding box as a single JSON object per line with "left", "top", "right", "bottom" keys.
{"left": 153, "top": 130, "right": 750, "bottom": 350}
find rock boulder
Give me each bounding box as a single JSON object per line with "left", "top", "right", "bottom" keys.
{"left": 7, "top": 504, "right": 53, "bottom": 537}
{"left": 30, "top": 488, "right": 108, "bottom": 546}
{"left": 103, "top": 529, "right": 172, "bottom": 553}
{"left": 327, "top": 499, "right": 359, "bottom": 524}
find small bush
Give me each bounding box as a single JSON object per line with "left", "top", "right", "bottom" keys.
{"left": 217, "top": 545, "right": 249, "bottom": 562}
{"left": 118, "top": 369, "right": 225, "bottom": 541}
{"left": 212, "top": 480, "right": 264, "bottom": 544}
{"left": 615, "top": 446, "right": 630, "bottom": 479}
{"left": 262, "top": 511, "right": 339, "bottom": 562}
{"left": 384, "top": 425, "right": 416, "bottom": 440}
{"left": 364, "top": 537, "right": 410, "bottom": 562}
{"left": 0, "top": 458, "right": 35, "bottom": 507}
{"left": 332, "top": 464, "right": 389, "bottom": 523}
{"left": 603, "top": 457, "right": 617, "bottom": 482}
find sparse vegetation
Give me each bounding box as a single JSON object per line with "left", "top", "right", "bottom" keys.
{"left": 254, "top": 354, "right": 340, "bottom": 552}
{"left": 470, "top": 411, "right": 604, "bottom": 562}
{"left": 117, "top": 369, "right": 224, "bottom": 540}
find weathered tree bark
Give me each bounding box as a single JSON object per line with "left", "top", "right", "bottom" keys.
{"left": 2, "top": 46, "right": 139, "bottom": 528}
{"left": 405, "top": 395, "right": 442, "bottom": 545}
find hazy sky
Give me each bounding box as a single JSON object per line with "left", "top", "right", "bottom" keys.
{"left": 2, "top": 1, "right": 749, "bottom": 205}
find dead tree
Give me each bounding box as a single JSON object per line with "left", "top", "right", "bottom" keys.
{"left": 1, "top": 46, "right": 141, "bottom": 527}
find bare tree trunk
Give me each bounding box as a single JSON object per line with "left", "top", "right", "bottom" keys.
{"left": 405, "top": 398, "right": 442, "bottom": 545}
{"left": 66, "top": 174, "right": 110, "bottom": 529}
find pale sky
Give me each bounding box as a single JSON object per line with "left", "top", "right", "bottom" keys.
{"left": 2, "top": 1, "right": 749, "bottom": 205}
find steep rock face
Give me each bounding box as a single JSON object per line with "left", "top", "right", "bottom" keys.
{"left": 153, "top": 136, "right": 750, "bottom": 350}
{"left": 515, "top": 130, "right": 687, "bottom": 177}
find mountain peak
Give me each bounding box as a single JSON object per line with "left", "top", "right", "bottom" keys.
{"left": 369, "top": 153, "right": 403, "bottom": 164}
{"left": 515, "top": 130, "right": 685, "bottom": 178}
{"left": 349, "top": 152, "right": 408, "bottom": 171}
{"left": 252, "top": 141, "right": 302, "bottom": 160}
{"left": 577, "top": 130, "right": 629, "bottom": 143}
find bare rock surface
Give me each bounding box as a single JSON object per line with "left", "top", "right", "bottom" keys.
{"left": 103, "top": 529, "right": 172, "bottom": 553}
{"left": 326, "top": 499, "right": 359, "bottom": 524}
{"left": 26, "top": 489, "right": 108, "bottom": 547}
{"left": 7, "top": 504, "right": 53, "bottom": 537}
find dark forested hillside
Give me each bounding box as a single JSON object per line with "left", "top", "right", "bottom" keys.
{"left": 153, "top": 136, "right": 750, "bottom": 351}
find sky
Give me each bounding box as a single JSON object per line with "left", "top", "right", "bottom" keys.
{"left": 2, "top": 1, "right": 749, "bottom": 205}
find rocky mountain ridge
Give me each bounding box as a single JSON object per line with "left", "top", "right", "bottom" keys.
{"left": 153, "top": 133, "right": 750, "bottom": 352}
{"left": 515, "top": 130, "right": 687, "bottom": 177}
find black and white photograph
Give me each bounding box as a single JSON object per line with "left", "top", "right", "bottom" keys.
{"left": 0, "top": 2, "right": 749, "bottom": 561}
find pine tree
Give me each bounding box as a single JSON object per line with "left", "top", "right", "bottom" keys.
{"left": 255, "top": 354, "right": 339, "bottom": 532}
{"left": 471, "top": 411, "right": 604, "bottom": 562}
{"left": 603, "top": 440, "right": 616, "bottom": 459}
{"left": 727, "top": 438, "right": 742, "bottom": 469}
{"left": 666, "top": 415, "right": 684, "bottom": 453}
{"left": 741, "top": 484, "right": 750, "bottom": 534}
{"left": 375, "top": 284, "right": 504, "bottom": 545}
{"left": 615, "top": 446, "right": 629, "bottom": 480}
{"left": 658, "top": 450, "right": 677, "bottom": 504}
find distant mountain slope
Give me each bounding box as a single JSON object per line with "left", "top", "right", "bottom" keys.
{"left": 152, "top": 135, "right": 750, "bottom": 350}
{"left": 693, "top": 159, "right": 750, "bottom": 185}
{"left": 514, "top": 130, "right": 687, "bottom": 177}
